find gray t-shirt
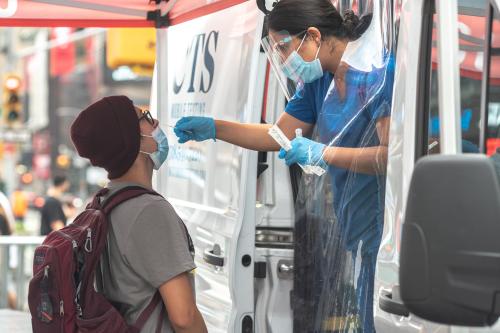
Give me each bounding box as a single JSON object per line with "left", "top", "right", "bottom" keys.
{"left": 97, "top": 181, "right": 196, "bottom": 333}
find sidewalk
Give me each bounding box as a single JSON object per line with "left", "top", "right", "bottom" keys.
{"left": 0, "top": 309, "right": 32, "bottom": 332}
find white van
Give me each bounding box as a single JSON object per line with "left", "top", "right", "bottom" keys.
{"left": 154, "top": 0, "right": 500, "bottom": 332}
{"left": 2, "top": 0, "right": 499, "bottom": 331}
{"left": 375, "top": 0, "right": 500, "bottom": 332}
{"left": 155, "top": 2, "right": 294, "bottom": 332}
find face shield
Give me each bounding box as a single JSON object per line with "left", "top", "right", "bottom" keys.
{"left": 292, "top": 1, "right": 396, "bottom": 332}
{"left": 261, "top": 30, "right": 305, "bottom": 100}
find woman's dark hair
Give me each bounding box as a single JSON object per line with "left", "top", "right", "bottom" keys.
{"left": 268, "top": 0, "right": 372, "bottom": 41}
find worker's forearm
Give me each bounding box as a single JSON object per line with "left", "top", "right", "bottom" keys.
{"left": 215, "top": 120, "right": 280, "bottom": 151}
{"left": 323, "top": 146, "right": 388, "bottom": 175}
{"left": 173, "top": 309, "right": 208, "bottom": 333}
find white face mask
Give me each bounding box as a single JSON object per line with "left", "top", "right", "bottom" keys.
{"left": 140, "top": 127, "right": 169, "bottom": 170}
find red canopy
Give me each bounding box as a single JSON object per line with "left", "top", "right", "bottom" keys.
{"left": 432, "top": 14, "right": 500, "bottom": 82}
{"left": 0, "top": 0, "right": 246, "bottom": 27}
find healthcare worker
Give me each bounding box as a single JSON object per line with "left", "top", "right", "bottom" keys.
{"left": 174, "top": 0, "right": 394, "bottom": 331}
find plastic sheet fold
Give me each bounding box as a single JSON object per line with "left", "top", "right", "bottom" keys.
{"left": 292, "top": 1, "right": 395, "bottom": 332}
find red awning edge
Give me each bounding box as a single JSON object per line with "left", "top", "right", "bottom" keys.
{"left": 0, "top": 19, "right": 155, "bottom": 28}
{"left": 0, "top": 0, "right": 251, "bottom": 28}
{"left": 169, "top": 0, "right": 248, "bottom": 26}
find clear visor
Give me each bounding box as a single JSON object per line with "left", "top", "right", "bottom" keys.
{"left": 261, "top": 31, "right": 304, "bottom": 100}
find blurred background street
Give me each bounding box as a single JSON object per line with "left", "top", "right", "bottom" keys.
{"left": 0, "top": 26, "right": 156, "bottom": 312}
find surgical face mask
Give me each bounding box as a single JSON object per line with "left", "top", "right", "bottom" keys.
{"left": 140, "top": 127, "right": 169, "bottom": 170}
{"left": 282, "top": 34, "right": 323, "bottom": 83}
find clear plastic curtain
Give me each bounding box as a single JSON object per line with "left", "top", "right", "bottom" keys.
{"left": 293, "top": 1, "right": 395, "bottom": 332}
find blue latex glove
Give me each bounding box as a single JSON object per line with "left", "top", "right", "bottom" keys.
{"left": 278, "top": 137, "right": 327, "bottom": 167}
{"left": 174, "top": 116, "right": 216, "bottom": 143}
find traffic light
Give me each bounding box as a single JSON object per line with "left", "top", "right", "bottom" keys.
{"left": 106, "top": 28, "right": 156, "bottom": 72}
{"left": 56, "top": 154, "right": 71, "bottom": 169}
{"left": 3, "top": 74, "right": 22, "bottom": 127}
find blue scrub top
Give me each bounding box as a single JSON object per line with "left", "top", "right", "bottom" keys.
{"left": 285, "top": 72, "right": 334, "bottom": 123}
{"left": 286, "top": 55, "right": 396, "bottom": 255}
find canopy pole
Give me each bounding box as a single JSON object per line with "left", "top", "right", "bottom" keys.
{"left": 151, "top": 0, "right": 175, "bottom": 190}
{"left": 155, "top": 27, "right": 168, "bottom": 191}
{"left": 160, "top": 0, "right": 178, "bottom": 16}
{"left": 156, "top": 28, "right": 168, "bottom": 127}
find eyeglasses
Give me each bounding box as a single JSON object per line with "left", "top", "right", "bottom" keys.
{"left": 138, "top": 109, "right": 155, "bottom": 126}
{"left": 269, "top": 30, "right": 307, "bottom": 54}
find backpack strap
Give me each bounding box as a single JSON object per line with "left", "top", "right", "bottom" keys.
{"left": 105, "top": 187, "right": 195, "bottom": 257}
{"left": 99, "top": 187, "right": 165, "bottom": 332}
{"left": 155, "top": 303, "right": 166, "bottom": 333}
{"left": 130, "top": 292, "right": 163, "bottom": 332}
{"left": 100, "top": 186, "right": 160, "bottom": 215}
{"left": 87, "top": 187, "right": 110, "bottom": 209}
{"left": 96, "top": 186, "right": 167, "bottom": 332}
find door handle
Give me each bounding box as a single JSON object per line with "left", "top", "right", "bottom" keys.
{"left": 379, "top": 285, "right": 410, "bottom": 317}
{"left": 277, "top": 260, "right": 293, "bottom": 280}
{"left": 203, "top": 244, "right": 224, "bottom": 267}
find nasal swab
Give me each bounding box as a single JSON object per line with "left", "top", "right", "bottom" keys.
{"left": 294, "top": 128, "right": 326, "bottom": 176}
{"left": 167, "top": 124, "right": 192, "bottom": 134}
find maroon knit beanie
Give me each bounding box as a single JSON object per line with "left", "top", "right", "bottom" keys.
{"left": 70, "top": 96, "right": 140, "bottom": 179}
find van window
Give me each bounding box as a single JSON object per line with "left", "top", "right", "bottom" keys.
{"left": 485, "top": 6, "right": 500, "bottom": 156}
{"left": 424, "top": 3, "right": 488, "bottom": 155}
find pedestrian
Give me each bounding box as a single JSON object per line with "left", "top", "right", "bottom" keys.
{"left": 70, "top": 95, "right": 207, "bottom": 333}
{"left": 0, "top": 191, "right": 14, "bottom": 235}
{"left": 40, "top": 175, "right": 69, "bottom": 236}
{"left": 0, "top": 174, "right": 6, "bottom": 194}
{"left": 173, "top": 0, "right": 395, "bottom": 331}
{"left": 0, "top": 206, "right": 12, "bottom": 236}
{"left": 11, "top": 187, "right": 28, "bottom": 230}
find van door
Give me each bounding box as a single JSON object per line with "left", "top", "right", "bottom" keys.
{"left": 155, "top": 3, "right": 264, "bottom": 332}
{"left": 376, "top": 0, "right": 500, "bottom": 331}
{"left": 253, "top": 64, "right": 295, "bottom": 333}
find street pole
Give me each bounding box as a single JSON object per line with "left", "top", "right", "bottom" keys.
{"left": 2, "top": 29, "right": 19, "bottom": 197}
{"left": 5, "top": 29, "right": 14, "bottom": 72}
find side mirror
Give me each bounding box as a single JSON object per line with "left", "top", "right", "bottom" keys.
{"left": 400, "top": 154, "right": 500, "bottom": 326}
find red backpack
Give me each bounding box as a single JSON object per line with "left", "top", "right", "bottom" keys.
{"left": 28, "top": 186, "right": 164, "bottom": 333}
